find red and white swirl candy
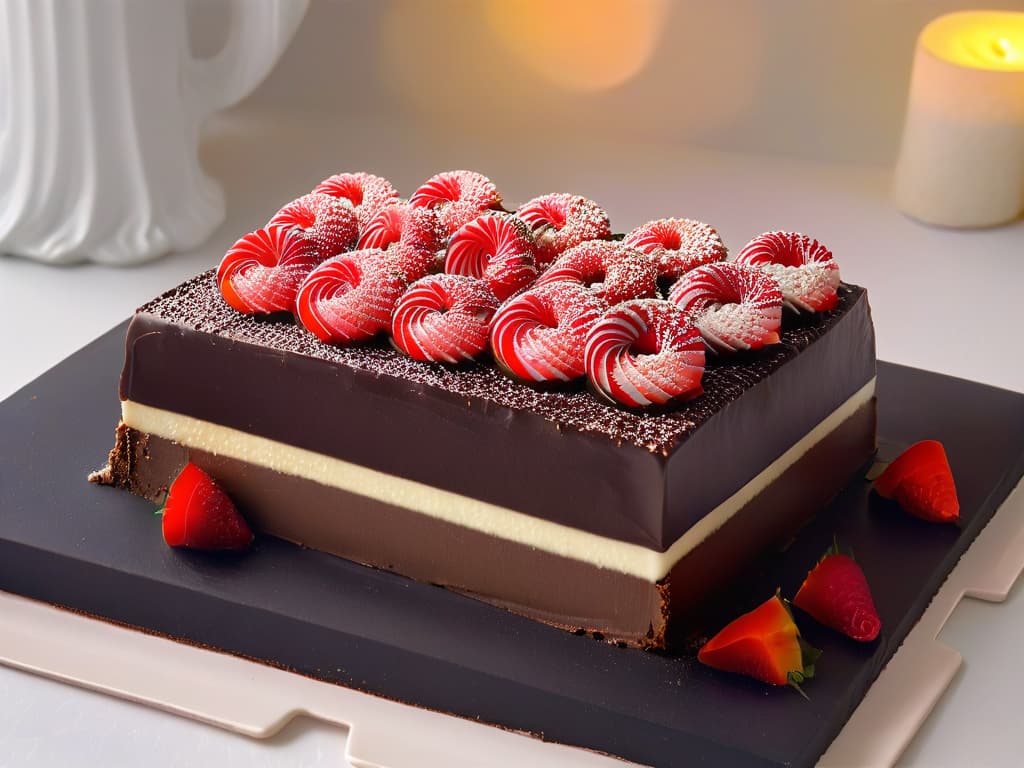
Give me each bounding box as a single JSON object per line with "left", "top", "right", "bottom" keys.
{"left": 390, "top": 274, "right": 499, "bottom": 363}
{"left": 269, "top": 193, "right": 359, "bottom": 260}
{"left": 295, "top": 250, "right": 407, "bottom": 344}
{"left": 490, "top": 282, "right": 607, "bottom": 383}
{"left": 535, "top": 240, "right": 657, "bottom": 305}
{"left": 584, "top": 300, "right": 705, "bottom": 408}
{"left": 409, "top": 170, "right": 502, "bottom": 235}
{"left": 516, "top": 193, "right": 612, "bottom": 268}
{"left": 668, "top": 262, "right": 783, "bottom": 354}
{"left": 313, "top": 172, "right": 400, "bottom": 229}
{"left": 358, "top": 202, "right": 443, "bottom": 254}
{"left": 734, "top": 231, "right": 841, "bottom": 312}
{"left": 445, "top": 213, "right": 537, "bottom": 301}
{"left": 356, "top": 203, "right": 444, "bottom": 282}
{"left": 623, "top": 218, "right": 727, "bottom": 280}
{"left": 217, "top": 226, "right": 317, "bottom": 314}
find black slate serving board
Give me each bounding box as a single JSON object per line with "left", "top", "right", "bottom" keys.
{"left": 1, "top": 323, "right": 1022, "bottom": 768}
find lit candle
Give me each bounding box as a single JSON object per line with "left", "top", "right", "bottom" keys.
{"left": 893, "top": 11, "right": 1024, "bottom": 228}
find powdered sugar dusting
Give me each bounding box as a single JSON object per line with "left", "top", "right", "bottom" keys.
{"left": 623, "top": 218, "right": 727, "bottom": 281}
{"left": 735, "top": 231, "right": 841, "bottom": 312}
{"left": 516, "top": 193, "right": 612, "bottom": 268}
{"left": 141, "top": 271, "right": 861, "bottom": 454}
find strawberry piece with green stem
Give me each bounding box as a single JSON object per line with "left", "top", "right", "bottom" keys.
{"left": 159, "top": 463, "right": 254, "bottom": 551}
{"left": 698, "top": 593, "right": 819, "bottom": 697}
{"left": 873, "top": 439, "right": 959, "bottom": 524}
{"left": 794, "top": 540, "right": 881, "bottom": 642}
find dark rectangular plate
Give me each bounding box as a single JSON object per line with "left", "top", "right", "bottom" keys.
{"left": 2, "top": 323, "right": 1022, "bottom": 767}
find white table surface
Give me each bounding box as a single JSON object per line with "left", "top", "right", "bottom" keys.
{"left": 2, "top": 110, "right": 1023, "bottom": 767}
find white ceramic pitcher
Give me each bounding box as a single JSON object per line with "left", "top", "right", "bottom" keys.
{"left": 0, "top": 0, "right": 308, "bottom": 265}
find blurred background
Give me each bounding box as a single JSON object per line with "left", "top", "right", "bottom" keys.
{"left": 193, "top": 0, "right": 1018, "bottom": 175}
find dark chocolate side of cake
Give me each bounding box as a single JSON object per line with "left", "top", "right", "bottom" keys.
{"left": 105, "top": 396, "right": 876, "bottom": 649}
{"left": 119, "top": 273, "right": 876, "bottom": 550}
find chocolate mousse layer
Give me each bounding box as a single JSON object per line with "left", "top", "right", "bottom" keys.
{"left": 105, "top": 394, "right": 875, "bottom": 648}
{"left": 118, "top": 273, "right": 876, "bottom": 551}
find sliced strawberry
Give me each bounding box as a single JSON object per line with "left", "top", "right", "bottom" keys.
{"left": 794, "top": 542, "right": 881, "bottom": 642}
{"left": 698, "top": 594, "right": 818, "bottom": 694}
{"left": 160, "top": 463, "right": 253, "bottom": 551}
{"left": 874, "top": 440, "right": 960, "bottom": 524}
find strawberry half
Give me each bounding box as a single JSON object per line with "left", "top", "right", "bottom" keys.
{"left": 160, "top": 463, "right": 254, "bottom": 551}
{"left": 873, "top": 440, "right": 960, "bottom": 524}
{"left": 698, "top": 594, "right": 819, "bottom": 696}
{"left": 794, "top": 541, "right": 881, "bottom": 642}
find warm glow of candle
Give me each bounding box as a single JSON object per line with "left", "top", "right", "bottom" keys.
{"left": 922, "top": 11, "right": 1024, "bottom": 71}
{"left": 483, "top": 0, "right": 667, "bottom": 91}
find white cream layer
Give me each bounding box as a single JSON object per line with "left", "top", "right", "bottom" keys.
{"left": 122, "top": 378, "right": 875, "bottom": 582}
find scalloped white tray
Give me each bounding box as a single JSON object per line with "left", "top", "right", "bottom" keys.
{"left": 2, "top": 476, "right": 1022, "bottom": 768}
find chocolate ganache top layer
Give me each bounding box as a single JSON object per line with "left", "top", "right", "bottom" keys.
{"left": 121, "top": 272, "right": 876, "bottom": 550}
{"left": 126, "top": 271, "right": 866, "bottom": 453}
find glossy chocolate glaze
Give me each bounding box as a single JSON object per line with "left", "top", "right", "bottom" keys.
{"left": 119, "top": 274, "right": 876, "bottom": 550}
{"left": 105, "top": 398, "right": 875, "bottom": 648}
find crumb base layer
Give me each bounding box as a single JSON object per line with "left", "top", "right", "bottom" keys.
{"left": 3, "top": 324, "right": 1023, "bottom": 768}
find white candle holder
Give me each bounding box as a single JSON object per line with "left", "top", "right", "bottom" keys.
{"left": 893, "top": 11, "right": 1024, "bottom": 228}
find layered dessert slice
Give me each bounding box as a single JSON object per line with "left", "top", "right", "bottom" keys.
{"left": 99, "top": 271, "right": 875, "bottom": 648}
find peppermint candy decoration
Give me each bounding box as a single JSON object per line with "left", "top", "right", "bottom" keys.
{"left": 584, "top": 300, "right": 705, "bottom": 408}
{"left": 410, "top": 170, "right": 502, "bottom": 235}
{"left": 358, "top": 203, "right": 444, "bottom": 254}
{"left": 490, "top": 282, "right": 607, "bottom": 383}
{"left": 535, "top": 240, "right": 657, "bottom": 305}
{"left": 516, "top": 193, "right": 612, "bottom": 268}
{"left": 295, "top": 250, "right": 407, "bottom": 344}
{"left": 313, "top": 172, "right": 400, "bottom": 229}
{"left": 735, "top": 231, "right": 841, "bottom": 312}
{"left": 445, "top": 213, "right": 537, "bottom": 301}
{"left": 623, "top": 218, "right": 727, "bottom": 280}
{"left": 269, "top": 193, "right": 359, "bottom": 260}
{"left": 668, "top": 262, "right": 783, "bottom": 354}
{"left": 391, "top": 274, "right": 499, "bottom": 363}
{"left": 217, "top": 226, "right": 317, "bottom": 315}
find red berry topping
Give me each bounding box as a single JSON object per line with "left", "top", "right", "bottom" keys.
{"left": 668, "top": 262, "right": 783, "bottom": 353}
{"left": 873, "top": 440, "right": 960, "bottom": 524}
{"left": 490, "top": 282, "right": 607, "bottom": 383}
{"left": 584, "top": 300, "right": 705, "bottom": 408}
{"left": 312, "top": 172, "right": 400, "bottom": 228}
{"left": 295, "top": 251, "right": 408, "bottom": 344}
{"left": 358, "top": 202, "right": 444, "bottom": 256}
{"left": 516, "top": 193, "right": 612, "bottom": 268}
{"left": 735, "top": 231, "right": 840, "bottom": 313}
{"left": 445, "top": 213, "right": 537, "bottom": 301}
{"left": 535, "top": 240, "right": 657, "bottom": 305}
{"left": 217, "top": 226, "right": 317, "bottom": 315}
{"left": 623, "top": 218, "right": 727, "bottom": 280}
{"left": 161, "top": 462, "right": 254, "bottom": 551}
{"left": 794, "top": 544, "right": 881, "bottom": 642}
{"left": 391, "top": 274, "right": 500, "bottom": 363}
{"left": 698, "top": 594, "right": 818, "bottom": 693}
{"left": 409, "top": 170, "right": 502, "bottom": 235}
{"left": 269, "top": 193, "right": 359, "bottom": 260}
